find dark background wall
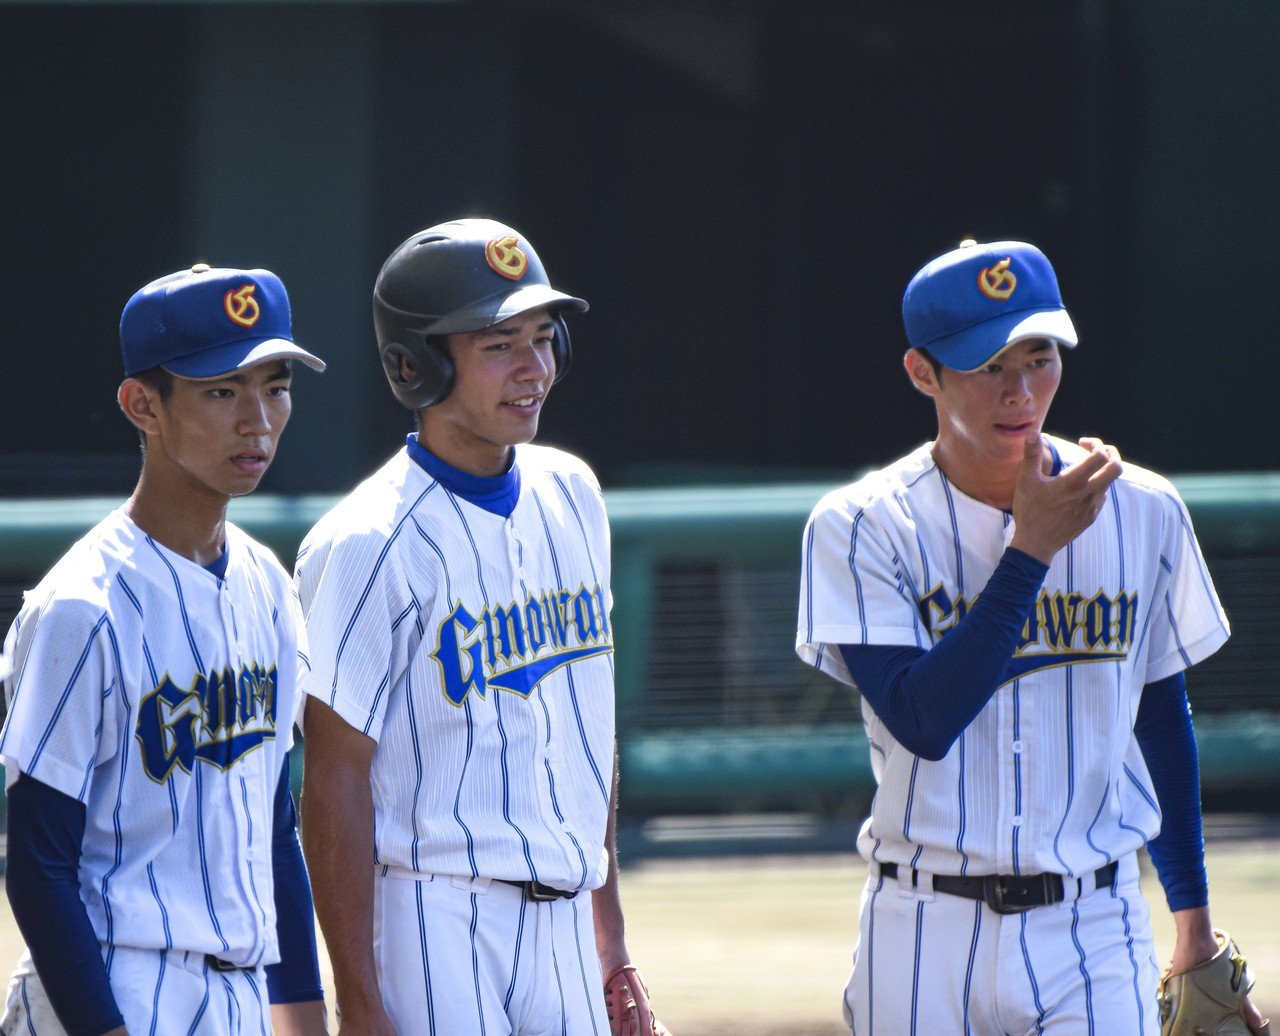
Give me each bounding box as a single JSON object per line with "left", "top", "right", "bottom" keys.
{"left": 1, "top": 0, "right": 1275, "bottom": 496}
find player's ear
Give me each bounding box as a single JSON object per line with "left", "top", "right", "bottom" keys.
{"left": 904, "top": 348, "right": 943, "bottom": 398}
{"left": 118, "top": 377, "right": 163, "bottom": 436}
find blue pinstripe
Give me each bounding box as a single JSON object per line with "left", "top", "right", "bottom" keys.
{"left": 955, "top": 731, "right": 970, "bottom": 875}
{"left": 961, "top": 900, "right": 982, "bottom": 1035}
{"left": 25, "top": 615, "right": 108, "bottom": 774}
{"left": 414, "top": 880, "right": 438, "bottom": 1035}
{"left": 468, "top": 893, "right": 489, "bottom": 1036}
{"left": 148, "top": 947, "right": 167, "bottom": 1036}
{"left": 405, "top": 661, "right": 427, "bottom": 873}
{"left": 1083, "top": 786, "right": 1116, "bottom": 867}
{"left": 502, "top": 892, "right": 529, "bottom": 1013}
{"left": 910, "top": 900, "right": 924, "bottom": 1035}
{"left": 804, "top": 521, "right": 817, "bottom": 644}
{"left": 183, "top": 965, "right": 210, "bottom": 1036}
{"left": 1163, "top": 596, "right": 1194, "bottom": 669}
{"left": 1069, "top": 903, "right": 1097, "bottom": 1034}
{"left": 546, "top": 905, "right": 569, "bottom": 1036}
{"left": 243, "top": 967, "right": 268, "bottom": 1036}
{"left": 149, "top": 539, "right": 205, "bottom": 672}
{"left": 569, "top": 900, "right": 604, "bottom": 1035}
{"left": 194, "top": 766, "right": 231, "bottom": 954}
{"left": 237, "top": 776, "right": 269, "bottom": 967}
{"left": 453, "top": 699, "right": 480, "bottom": 878}
{"left": 101, "top": 621, "right": 130, "bottom": 969}
{"left": 1117, "top": 891, "right": 1147, "bottom": 1033}
{"left": 119, "top": 575, "right": 182, "bottom": 834}
{"left": 19, "top": 977, "right": 35, "bottom": 1034}
{"left": 1051, "top": 543, "right": 1079, "bottom": 875}
{"left": 848, "top": 510, "right": 870, "bottom": 643}
{"left": 1012, "top": 679, "right": 1024, "bottom": 873}
{"left": 495, "top": 690, "right": 540, "bottom": 880}
{"left": 1018, "top": 913, "right": 1047, "bottom": 1032}
{"left": 866, "top": 875, "right": 882, "bottom": 1034}
{"left": 1173, "top": 503, "right": 1226, "bottom": 624}
{"left": 218, "top": 970, "right": 236, "bottom": 1034}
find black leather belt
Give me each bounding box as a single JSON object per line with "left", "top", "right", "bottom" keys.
{"left": 879, "top": 861, "right": 1119, "bottom": 914}
{"left": 495, "top": 879, "right": 578, "bottom": 902}
{"left": 206, "top": 955, "right": 250, "bottom": 972}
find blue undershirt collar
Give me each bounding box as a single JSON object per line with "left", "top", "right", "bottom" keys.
{"left": 204, "top": 546, "right": 229, "bottom": 581}
{"left": 406, "top": 433, "right": 521, "bottom": 518}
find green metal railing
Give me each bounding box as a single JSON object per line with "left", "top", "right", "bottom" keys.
{"left": 2, "top": 472, "right": 1279, "bottom": 821}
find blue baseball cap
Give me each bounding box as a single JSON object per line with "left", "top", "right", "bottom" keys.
{"left": 120, "top": 264, "right": 326, "bottom": 379}
{"left": 901, "top": 240, "right": 1078, "bottom": 371}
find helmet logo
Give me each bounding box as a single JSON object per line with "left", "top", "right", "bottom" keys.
{"left": 977, "top": 259, "right": 1017, "bottom": 301}
{"left": 224, "top": 284, "right": 261, "bottom": 328}
{"left": 485, "top": 236, "right": 529, "bottom": 281}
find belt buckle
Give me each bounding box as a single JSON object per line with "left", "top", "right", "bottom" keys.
{"left": 982, "top": 874, "right": 1054, "bottom": 914}
{"left": 206, "top": 955, "right": 241, "bottom": 973}
{"left": 527, "top": 881, "right": 575, "bottom": 902}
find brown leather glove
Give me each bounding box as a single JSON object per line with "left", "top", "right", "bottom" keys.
{"left": 602, "top": 964, "right": 672, "bottom": 1036}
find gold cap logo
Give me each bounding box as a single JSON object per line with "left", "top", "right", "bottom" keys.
{"left": 485, "top": 236, "right": 528, "bottom": 281}
{"left": 977, "top": 258, "right": 1017, "bottom": 301}
{"left": 223, "top": 284, "right": 261, "bottom": 328}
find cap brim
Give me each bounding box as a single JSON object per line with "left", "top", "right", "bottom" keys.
{"left": 929, "top": 308, "right": 1078, "bottom": 372}
{"left": 425, "top": 285, "right": 589, "bottom": 336}
{"left": 163, "top": 338, "right": 327, "bottom": 379}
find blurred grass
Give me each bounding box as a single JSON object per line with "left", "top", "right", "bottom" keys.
{"left": 0, "top": 841, "right": 1274, "bottom": 1034}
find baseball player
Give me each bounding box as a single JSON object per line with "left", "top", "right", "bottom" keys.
{"left": 796, "top": 239, "right": 1269, "bottom": 1034}
{"left": 0, "top": 265, "right": 328, "bottom": 1035}
{"left": 295, "top": 218, "right": 667, "bottom": 1035}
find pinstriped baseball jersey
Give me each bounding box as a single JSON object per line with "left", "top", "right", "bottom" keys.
{"left": 295, "top": 442, "right": 615, "bottom": 890}
{"left": 0, "top": 509, "right": 306, "bottom": 968}
{"left": 796, "top": 435, "right": 1229, "bottom": 878}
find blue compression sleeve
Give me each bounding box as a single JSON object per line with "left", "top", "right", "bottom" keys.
{"left": 265, "top": 757, "right": 325, "bottom": 1004}
{"left": 1134, "top": 671, "right": 1209, "bottom": 912}
{"left": 5, "top": 774, "right": 125, "bottom": 1036}
{"left": 839, "top": 547, "right": 1049, "bottom": 760}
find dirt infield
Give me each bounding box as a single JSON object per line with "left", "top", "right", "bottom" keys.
{"left": 0, "top": 840, "right": 1275, "bottom": 1034}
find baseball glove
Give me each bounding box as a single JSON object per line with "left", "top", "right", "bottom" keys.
{"left": 603, "top": 964, "right": 671, "bottom": 1035}
{"left": 1158, "top": 929, "right": 1271, "bottom": 1035}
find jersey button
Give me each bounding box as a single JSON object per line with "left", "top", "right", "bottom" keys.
{"left": 1011, "top": 815, "right": 1024, "bottom": 827}
{"left": 1011, "top": 740, "right": 1024, "bottom": 753}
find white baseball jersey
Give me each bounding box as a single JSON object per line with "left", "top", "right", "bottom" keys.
{"left": 0, "top": 509, "right": 306, "bottom": 968}
{"left": 296, "top": 442, "right": 616, "bottom": 891}
{"left": 797, "top": 436, "right": 1229, "bottom": 878}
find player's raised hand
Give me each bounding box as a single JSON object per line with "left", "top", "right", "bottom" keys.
{"left": 1010, "top": 431, "right": 1123, "bottom": 564}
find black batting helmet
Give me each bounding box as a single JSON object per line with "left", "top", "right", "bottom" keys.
{"left": 373, "top": 218, "right": 588, "bottom": 410}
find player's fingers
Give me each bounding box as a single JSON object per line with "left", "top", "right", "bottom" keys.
{"left": 1020, "top": 429, "right": 1045, "bottom": 475}
{"left": 1086, "top": 453, "right": 1124, "bottom": 491}
{"left": 1242, "top": 993, "right": 1269, "bottom": 1032}
{"left": 1076, "top": 436, "right": 1122, "bottom": 469}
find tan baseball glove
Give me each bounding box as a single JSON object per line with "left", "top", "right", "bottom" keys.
{"left": 1158, "top": 929, "right": 1271, "bottom": 1035}
{"left": 603, "top": 964, "right": 671, "bottom": 1035}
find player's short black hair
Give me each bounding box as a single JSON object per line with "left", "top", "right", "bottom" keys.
{"left": 131, "top": 365, "right": 176, "bottom": 402}
{"left": 915, "top": 347, "right": 945, "bottom": 381}
{"left": 127, "top": 366, "right": 176, "bottom": 451}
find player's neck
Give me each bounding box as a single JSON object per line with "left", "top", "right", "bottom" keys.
{"left": 125, "top": 469, "right": 229, "bottom": 566}
{"left": 416, "top": 419, "right": 514, "bottom": 478}
{"left": 930, "top": 439, "right": 1018, "bottom": 511}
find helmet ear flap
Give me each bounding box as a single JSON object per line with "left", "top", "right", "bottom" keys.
{"left": 379, "top": 336, "right": 454, "bottom": 410}
{"left": 550, "top": 312, "right": 572, "bottom": 384}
